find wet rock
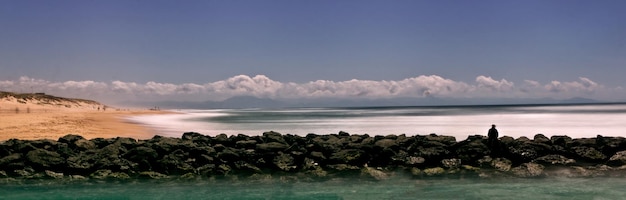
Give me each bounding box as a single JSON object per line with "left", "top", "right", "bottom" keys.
{"left": 273, "top": 152, "right": 296, "bottom": 171}
{"left": 326, "top": 164, "right": 360, "bottom": 172}
{"left": 90, "top": 169, "right": 130, "bottom": 179}
{"left": 361, "top": 167, "right": 389, "bottom": 180}
{"left": 329, "top": 149, "right": 365, "bottom": 165}
{"left": 0, "top": 153, "right": 23, "bottom": 170}
{"left": 256, "top": 142, "right": 289, "bottom": 152}
{"left": 405, "top": 156, "right": 425, "bottom": 166}
{"left": 608, "top": 150, "right": 626, "bottom": 166}
{"left": 533, "top": 134, "right": 551, "bottom": 144}
{"left": 139, "top": 171, "right": 169, "bottom": 179}
{"left": 26, "top": 149, "right": 64, "bottom": 169}
{"left": 423, "top": 167, "right": 445, "bottom": 176}
{"left": 44, "top": 170, "right": 64, "bottom": 179}
{"left": 454, "top": 136, "right": 489, "bottom": 164}
{"left": 236, "top": 140, "right": 258, "bottom": 149}
{"left": 262, "top": 131, "right": 287, "bottom": 144}
{"left": 491, "top": 158, "right": 512, "bottom": 172}
{"left": 374, "top": 139, "right": 397, "bottom": 150}
{"left": 0, "top": 170, "right": 7, "bottom": 178}
{"left": 511, "top": 163, "right": 544, "bottom": 177}
{"left": 441, "top": 158, "right": 461, "bottom": 169}
{"left": 181, "top": 132, "right": 210, "bottom": 145}
{"left": 551, "top": 135, "right": 572, "bottom": 147}
{"left": 572, "top": 146, "right": 606, "bottom": 162}
{"left": 533, "top": 155, "right": 575, "bottom": 165}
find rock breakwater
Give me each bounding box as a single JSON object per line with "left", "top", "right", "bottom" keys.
{"left": 2, "top": 132, "right": 626, "bottom": 181}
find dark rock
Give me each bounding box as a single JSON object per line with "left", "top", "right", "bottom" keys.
{"left": 26, "top": 149, "right": 65, "bottom": 169}
{"left": 454, "top": 136, "right": 489, "bottom": 164}
{"left": 361, "top": 167, "right": 389, "bottom": 180}
{"left": 139, "top": 171, "right": 169, "bottom": 179}
{"left": 533, "top": 155, "right": 575, "bottom": 166}
{"left": 423, "top": 167, "right": 445, "bottom": 176}
{"left": 181, "top": 132, "right": 207, "bottom": 141}
{"left": 491, "top": 158, "right": 512, "bottom": 172}
{"left": 608, "top": 150, "right": 626, "bottom": 166}
{"left": 338, "top": 131, "right": 350, "bottom": 137}
{"left": 124, "top": 146, "right": 159, "bottom": 171}
{"left": 374, "top": 139, "right": 398, "bottom": 150}
{"left": 0, "top": 153, "right": 23, "bottom": 170}
{"left": 262, "top": 131, "right": 287, "bottom": 144}
{"left": 58, "top": 134, "right": 85, "bottom": 144}
{"left": 217, "top": 148, "right": 241, "bottom": 162}
{"left": 533, "top": 134, "right": 551, "bottom": 144}
{"left": 326, "top": 164, "right": 359, "bottom": 172}
{"left": 572, "top": 146, "right": 606, "bottom": 162}
{"left": 235, "top": 140, "right": 258, "bottom": 149}
{"left": 441, "top": 158, "right": 461, "bottom": 169}
{"left": 330, "top": 149, "right": 366, "bottom": 166}
{"left": 511, "top": 163, "right": 544, "bottom": 177}
{"left": 256, "top": 142, "right": 289, "bottom": 152}
{"left": 425, "top": 134, "right": 456, "bottom": 146}
{"left": 405, "top": 156, "right": 425, "bottom": 166}
{"left": 273, "top": 152, "right": 296, "bottom": 171}
{"left": 44, "top": 170, "right": 64, "bottom": 179}
{"left": 90, "top": 169, "right": 130, "bottom": 179}
{"left": 550, "top": 135, "right": 572, "bottom": 147}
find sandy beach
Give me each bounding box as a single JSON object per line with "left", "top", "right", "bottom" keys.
{"left": 0, "top": 95, "right": 166, "bottom": 141}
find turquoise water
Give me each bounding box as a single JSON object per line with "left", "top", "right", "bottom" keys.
{"left": 2, "top": 176, "right": 626, "bottom": 199}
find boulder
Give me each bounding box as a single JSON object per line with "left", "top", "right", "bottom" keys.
{"left": 139, "top": 171, "right": 169, "bottom": 179}
{"left": 441, "top": 158, "right": 461, "bottom": 169}
{"left": 608, "top": 150, "right": 626, "bottom": 166}
{"left": 361, "top": 167, "right": 389, "bottom": 180}
{"left": 374, "top": 139, "right": 398, "bottom": 150}
{"left": 491, "top": 158, "right": 512, "bottom": 172}
{"left": 511, "top": 163, "right": 544, "bottom": 177}
{"left": 454, "top": 136, "right": 489, "bottom": 164}
{"left": 256, "top": 142, "right": 289, "bottom": 152}
{"left": 26, "top": 149, "right": 65, "bottom": 169}
{"left": 58, "top": 134, "right": 85, "bottom": 144}
{"left": 44, "top": 170, "right": 64, "bottom": 179}
{"left": 533, "top": 155, "right": 575, "bottom": 166}
{"left": 423, "top": 167, "right": 446, "bottom": 176}
{"left": 533, "top": 134, "right": 551, "bottom": 144}
{"left": 262, "top": 131, "right": 287, "bottom": 144}
{"left": 571, "top": 146, "right": 606, "bottom": 162}
{"left": 329, "top": 149, "right": 366, "bottom": 165}
{"left": 405, "top": 156, "right": 425, "bottom": 166}
{"left": 273, "top": 152, "right": 295, "bottom": 171}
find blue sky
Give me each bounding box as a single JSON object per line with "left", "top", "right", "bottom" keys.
{"left": 1, "top": 0, "right": 625, "bottom": 104}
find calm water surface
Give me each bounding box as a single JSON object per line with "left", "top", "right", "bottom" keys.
{"left": 129, "top": 104, "right": 626, "bottom": 139}
{"left": 2, "top": 176, "right": 626, "bottom": 199}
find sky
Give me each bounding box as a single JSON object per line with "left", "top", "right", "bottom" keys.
{"left": 1, "top": 0, "right": 625, "bottom": 105}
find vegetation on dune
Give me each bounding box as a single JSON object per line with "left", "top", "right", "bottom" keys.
{"left": 0, "top": 91, "right": 102, "bottom": 107}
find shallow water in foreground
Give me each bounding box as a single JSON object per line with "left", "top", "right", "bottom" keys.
{"left": 2, "top": 176, "right": 626, "bottom": 199}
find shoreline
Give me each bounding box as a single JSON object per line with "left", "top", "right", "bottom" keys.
{"left": 0, "top": 106, "right": 171, "bottom": 141}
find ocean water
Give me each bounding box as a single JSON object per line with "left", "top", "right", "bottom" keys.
{"left": 129, "top": 103, "right": 626, "bottom": 139}
{"left": 2, "top": 176, "right": 626, "bottom": 199}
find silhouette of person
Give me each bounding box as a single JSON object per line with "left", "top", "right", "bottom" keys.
{"left": 487, "top": 124, "right": 499, "bottom": 155}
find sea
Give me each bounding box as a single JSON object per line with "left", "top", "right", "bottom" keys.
{"left": 4, "top": 103, "right": 626, "bottom": 199}
{"left": 129, "top": 103, "right": 626, "bottom": 139}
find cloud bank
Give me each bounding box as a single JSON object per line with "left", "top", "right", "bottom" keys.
{"left": 0, "top": 75, "right": 621, "bottom": 105}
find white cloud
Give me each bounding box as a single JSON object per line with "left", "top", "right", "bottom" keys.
{"left": 475, "top": 76, "right": 514, "bottom": 92}
{"left": 0, "top": 75, "right": 621, "bottom": 104}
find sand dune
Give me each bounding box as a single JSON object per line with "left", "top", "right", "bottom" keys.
{"left": 0, "top": 91, "right": 166, "bottom": 141}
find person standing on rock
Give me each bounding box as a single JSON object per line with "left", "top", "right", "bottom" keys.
{"left": 488, "top": 124, "right": 499, "bottom": 155}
